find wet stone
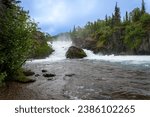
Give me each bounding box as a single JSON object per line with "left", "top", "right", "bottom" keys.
{"left": 23, "top": 70, "right": 35, "bottom": 76}
{"left": 42, "top": 70, "right": 48, "bottom": 73}
{"left": 35, "top": 74, "right": 40, "bottom": 77}
{"left": 65, "top": 74, "right": 75, "bottom": 77}
{"left": 43, "top": 73, "right": 56, "bottom": 77}
{"left": 47, "top": 77, "right": 53, "bottom": 81}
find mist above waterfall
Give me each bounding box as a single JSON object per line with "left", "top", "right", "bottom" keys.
{"left": 48, "top": 34, "right": 72, "bottom": 61}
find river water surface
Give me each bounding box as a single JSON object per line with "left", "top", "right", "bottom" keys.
{"left": 0, "top": 39, "right": 150, "bottom": 100}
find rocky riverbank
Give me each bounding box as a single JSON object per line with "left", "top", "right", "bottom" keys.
{"left": 0, "top": 59, "right": 150, "bottom": 100}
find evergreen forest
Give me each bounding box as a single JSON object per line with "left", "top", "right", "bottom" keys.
{"left": 70, "top": 0, "right": 150, "bottom": 55}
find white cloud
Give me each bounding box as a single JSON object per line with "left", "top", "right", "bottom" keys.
{"left": 23, "top": 0, "right": 100, "bottom": 25}
{"left": 21, "top": 0, "right": 150, "bottom": 35}
{"left": 21, "top": 0, "right": 101, "bottom": 34}
{"left": 36, "top": 1, "right": 67, "bottom": 24}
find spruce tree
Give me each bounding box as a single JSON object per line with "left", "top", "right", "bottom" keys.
{"left": 130, "top": 8, "right": 141, "bottom": 22}
{"left": 126, "top": 11, "right": 129, "bottom": 22}
{"left": 114, "top": 2, "right": 121, "bottom": 25}
{"left": 111, "top": 13, "right": 115, "bottom": 27}
{"left": 141, "top": 0, "right": 146, "bottom": 14}
{"left": 105, "top": 15, "right": 108, "bottom": 22}
{"left": 73, "top": 25, "right": 76, "bottom": 33}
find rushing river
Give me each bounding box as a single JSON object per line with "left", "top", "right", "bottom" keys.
{"left": 0, "top": 39, "right": 150, "bottom": 100}
{"left": 28, "top": 39, "right": 150, "bottom": 67}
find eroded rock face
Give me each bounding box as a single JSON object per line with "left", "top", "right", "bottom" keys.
{"left": 66, "top": 46, "right": 87, "bottom": 59}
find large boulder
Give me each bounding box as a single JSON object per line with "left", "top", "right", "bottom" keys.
{"left": 66, "top": 46, "right": 87, "bottom": 59}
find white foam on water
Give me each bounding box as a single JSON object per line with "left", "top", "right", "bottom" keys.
{"left": 26, "top": 40, "right": 72, "bottom": 63}
{"left": 47, "top": 40, "right": 72, "bottom": 61}
{"left": 84, "top": 49, "right": 150, "bottom": 65}
{"left": 27, "top": 40, "right": 150, "bottom": 65}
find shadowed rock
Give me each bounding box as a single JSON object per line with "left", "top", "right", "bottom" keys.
{"left": 16, "top": 78, "right": 36, "bottom": 83}
{"left": 47, "top": 77, "right": 53, "bottom": 81}
{"left": 14, "top": 75, "right": 36, "bottom": 83}
{"left": 43, "top": 73, "right": 56, "bottom": 77}
{"left": 42, "top": 70, "right": 47, "bottom": 73}
{"left": 65, "top": 74, "right": 75, "bottom": 77}
{"left": 23, "top": 70, "right": 35, "bottom": 76}
{"left": 66, "top": 46, "right": 87, "bottom": 59}
{"left": 35, "top": 74, "right": 40, "bottom": 77}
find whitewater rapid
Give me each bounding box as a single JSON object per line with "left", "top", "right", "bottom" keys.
{"left": 6, "top": 39, "right": 150, "bottom": 100}
{"left": 27, "top": 40, "right": 150, "bottom": 66}
{"left": 84, "top": 49, "right": 150, "bottom": 65}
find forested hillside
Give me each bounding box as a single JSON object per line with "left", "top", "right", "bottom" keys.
{"left": 0, "top": 0, "right": 53, "bottom": 84}
{"left": 71, "top": 0, "right": 150, "bottom": 55}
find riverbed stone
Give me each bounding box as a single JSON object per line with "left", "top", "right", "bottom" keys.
{"left": 43, "top": 73, "right": 56, "bottom": 77}
{"left": 65, "top": 74, "right": 75, "bottom": 77}
{"left": 35, "top": 74, "right": 40, "bottom": 77}
{"left": 47, "top": 77, "right": 53, "bottom": 81}
{"left": 66, "top": 46, "right": 87, "bottom": 59}
{"left": 42, "top": 69, "right": 47, "bottom": 73}
{"left": 23, "top": 70, "right": 35, "bottom": 76}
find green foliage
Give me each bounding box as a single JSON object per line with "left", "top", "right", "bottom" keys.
{"left": 0, "top": 1, "right": 37, "bottom": 81}
{"left": 70, "top": 0, "right": 150, "bottom": 54}
{"left": 96, "top": 40, "right": 106, "bottom": 48}
{"left": 0, "top": 0, "right": 54, "bottom": 83}
{"left": 45, "top": 33, "right": 53, "bottom": 41}
{"left": 0, "top": 72, "right": 7, "bottom": 86}
{"left": 140, "top": 13, "right": 150, "bottom": 30}
{"left": 124, "top": 23, "right": 145, "bottom": 50}
{"left": 31, "top": 41, "right": 53, "bottom": 59}
{"left": 130, "top": 8, "right": 141, "bottom": 22}
{"left": 114, "top": 2, "right": 121, "bottom": 25}
{"left": 13, "top": 68, "right": 35, "bottom": 83}
{"left": 29, "top": 31, "right": 54, "bottom": 59}
{"left": 141, "top": 0, "right": 146, "bottom": 14}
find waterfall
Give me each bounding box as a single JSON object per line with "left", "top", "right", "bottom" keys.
{"left": 47, "top": 40, "right": 72, "bottom": 61}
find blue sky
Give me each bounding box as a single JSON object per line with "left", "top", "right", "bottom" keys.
{"left": 20, "top": 0, "right": 150, "bottom": 35}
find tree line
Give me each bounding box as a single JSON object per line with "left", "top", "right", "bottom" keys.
{"left": 70, "top": 0, "right": 150, "bottom": 55}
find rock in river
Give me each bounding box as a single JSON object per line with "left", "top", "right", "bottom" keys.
{"left": 23, "top": 70, "right": 35, "bottom": 76}
{"left": 66, "top": 46, "right": 87, "bottom": 59}
{"left": 43, "top": 73, "right": 56, "bottom": 77}
{"left": 42, "top": 69, "right": 47, "bottom": 73}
